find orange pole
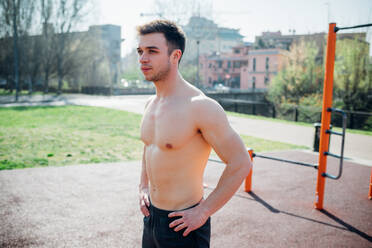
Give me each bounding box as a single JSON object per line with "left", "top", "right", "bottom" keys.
{"left": 369, "top": 168, "right": 372, "bottom": 200}
{"left": 245, "top": 148, "right": 254, "bottom": 192}
{"left": 315, "top": 23, "right": 337, "bottom": 210}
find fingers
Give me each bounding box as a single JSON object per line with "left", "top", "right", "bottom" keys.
{"left": 169, "top": 217, "right": 183, "bottom": 228}
{"left": 140, "top": 205, "right": 150, "bottom": 216}
{"left": 139, "top": 190, "right": 150, "bottom": 216}
{"left": 183, "top": 227, "right": 192, "bottom": 237}
{"left": 168, "top": 211, "right": 183, "bottom": 218}
{"left": 140, "top": 199, "right": 150, "bottom": 216}
{"left": 174, "top": 223, "right": 187, "bottom": 232}
{"left": 144, "top": 195, "right": 150, "bottom": 207}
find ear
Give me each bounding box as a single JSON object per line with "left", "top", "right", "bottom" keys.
{"left": 170, "top": 49, "right": 182, "bottom": 64}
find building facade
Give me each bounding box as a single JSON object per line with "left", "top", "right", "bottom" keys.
{"left": 242, "top": 49, "right": 285, "bottom": 89}
{"left": 182, "top": 16, "right": 244, "bottom": 63}
{"left": 200, "top": 43, "right": 285, "bottom": 90}
{"left": 86, "top": 25, "right": 122, "bottom": 86}
{"left": 200, "top": 30, "right": 368, "bottom": 90}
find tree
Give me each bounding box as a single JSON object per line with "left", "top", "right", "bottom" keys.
{"left": 40, "top": 0, "right": 55, "bottom": 93}
{"left": 268, "top": 39, "right": 324, "bottom": 105}
{"left": 0, "top": 0, "right": 35, "bottom": 101}
{"left": 0, "top": 0, "right": 96, "bottom": 95}
{"left": 52, "top": 0, "right": 89, "bottom": 94}
{"left": 333, "top": 38, "right": 371, "bottom": 112}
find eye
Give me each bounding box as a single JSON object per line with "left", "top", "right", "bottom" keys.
{"left": 149, "top": 50, "right": 157, "bottom": 54}
{"left": 137, "top": 50, "right": 143, "bottom": 55}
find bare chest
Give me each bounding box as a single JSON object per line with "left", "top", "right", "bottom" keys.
{"left": 141, "top": 102, "right": 197, "bottom": 150}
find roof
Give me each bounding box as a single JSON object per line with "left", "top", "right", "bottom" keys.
{"left": 248, "top": 49, "right": 282, "bottom": 55}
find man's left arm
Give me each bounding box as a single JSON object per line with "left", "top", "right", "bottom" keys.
{"left": 169, "top": 98, "right": 252, "bottom": 236}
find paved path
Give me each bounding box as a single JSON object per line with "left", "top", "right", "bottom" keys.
{"left": 1, "top": 151, "right": 371, "bottom": 247}
{"left": 1, "top": 94, "right": 371, "bottom": 165}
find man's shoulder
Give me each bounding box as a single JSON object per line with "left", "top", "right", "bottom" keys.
{"left": 144, "top": 95, "right": 156, "bottom": 109}
{"left": 190, "top": 93, "right": 225, "bottom": 117}
{"left": 191, "top": 93, "right": 216, "bottom": 106}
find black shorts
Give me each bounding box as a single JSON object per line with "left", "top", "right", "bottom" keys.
{"left": 142, "top": 202, "right": 211, "bottom": 248}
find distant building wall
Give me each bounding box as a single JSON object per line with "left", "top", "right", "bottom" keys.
{"left": 183, "top": 16, "right": 244, "bottom": 63}
{"left": 200, "top": 45, "right": 284, "bottom": 90}
{"left": 200, "top": 30, "right": 368, "bottom": 90}
{"left": 245, "top": 49, "right": 284, "bottom": 89}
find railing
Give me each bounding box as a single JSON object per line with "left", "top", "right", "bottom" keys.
{"left": 322, "top": 108, "right": 347, "bottom": 180}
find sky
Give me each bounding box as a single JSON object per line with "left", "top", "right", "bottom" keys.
{"left": 85, "top": 0, "right": 372, "bottom": 57}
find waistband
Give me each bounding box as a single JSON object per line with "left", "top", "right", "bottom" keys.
{"left": 149, "top": 200, "right": 201, "bottom": 217}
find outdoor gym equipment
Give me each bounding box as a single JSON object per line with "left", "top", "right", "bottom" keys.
{"left": 210, "top": 22, "right": 372, "bottom": 210}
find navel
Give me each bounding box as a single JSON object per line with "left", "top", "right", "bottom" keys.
{"left": 166, "top": 143, "right": 173, "bottom": 149}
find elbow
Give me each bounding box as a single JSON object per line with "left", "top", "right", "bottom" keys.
{"left": 234, "top": 159, "right": 251, "bottom": 178}
{"left": 242, "top": 161, "right": 252, "bottom": 178}
{"left": 228, "top": 155, "right": 252, "bottom": 178}
{"left": 242, "top": 154, "right": 253, "bottom": 177}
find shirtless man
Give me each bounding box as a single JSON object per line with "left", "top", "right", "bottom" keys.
{"left": 137, "top": 20, "right": 252, "bottom": 248}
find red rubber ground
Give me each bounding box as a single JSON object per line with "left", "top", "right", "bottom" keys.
{"left": 0, "top": 151, "right": 370, "bottom": 247}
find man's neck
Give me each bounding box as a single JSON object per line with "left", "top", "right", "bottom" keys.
{"left": 153, "top": 71, "right": 184, "bottom": 99}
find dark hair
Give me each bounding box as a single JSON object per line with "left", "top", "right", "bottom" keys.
{"left": 137, "top": 20, "right": 186, "bottom": 62}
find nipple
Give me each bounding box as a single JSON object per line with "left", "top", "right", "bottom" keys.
{"left": 166, "top": 143, "right": 173, "bottom": 149}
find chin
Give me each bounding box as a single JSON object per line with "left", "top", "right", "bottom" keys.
{"left": 145, "top": 76, "right": 153, "bottom": 82}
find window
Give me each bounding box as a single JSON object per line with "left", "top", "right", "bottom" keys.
{"left": 264, "top": 76, "right": 269, "bottom": 85}
{"left": 234, "top": 49, "right": 240, "bottom": 54}
{"left": 233, "top": 61, "right": 241, "bottom": 68}
{"left": 252, "top": 76, "right": 256, "bottom": 89}
{"left": 227, "top": 61, "right": 231, "bottom": 68}
{"left": 218, "top": 61, "right": 223, "bottom": 68}
{"left": 265, "top": 57, "right": 269, "bottom": 71}
{"left": 253, "top": 58, "right": 256, "bottom": 72}
{"left": 209, "top": 63, "right": 212, "bottom": 68}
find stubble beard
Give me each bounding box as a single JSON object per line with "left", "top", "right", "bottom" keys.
{"left": 146, "top": 60, "right": 171, "bottom": 82}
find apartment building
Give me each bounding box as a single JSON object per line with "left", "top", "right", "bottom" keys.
{"left": 200, "top": 43, "right": 285, "bottom": 90}
{"left": 255, "top": 30, "right": 367, "bottom": 56}
{"left": 182, "top": 16, "right": 244, "bottom": 63}
{"left": 242, "top": 49, "right": 285, "bottom": 89}
{"left": 200, "top": 30, "right": 367, "bottom": 90}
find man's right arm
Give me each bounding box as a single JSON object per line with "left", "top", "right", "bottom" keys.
{"left": 139, "top": 145, "right": 150, "bottom": 217}
{"left": 139, "top": 95, "right": 154, "bottom": 217}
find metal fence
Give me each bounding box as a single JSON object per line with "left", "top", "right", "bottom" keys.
{"left": 215, "top": 98, "right": 372, "bottom": 130}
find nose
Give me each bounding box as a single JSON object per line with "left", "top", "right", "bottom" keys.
{"left": 139, "top": 53, "right": 149, "bottom": 64}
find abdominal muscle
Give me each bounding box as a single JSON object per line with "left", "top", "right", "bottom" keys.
{"left": 145, "top": 136, "right": 211, "bottom": 211}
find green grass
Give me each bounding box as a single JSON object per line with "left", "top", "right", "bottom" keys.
{"left": 226, "top": 111, "right": 372, "bottom": 136}
{"left": 209, "top": 134, "right": 307, "bottom": 158}
{"left": 239, "top": 135, "right": 307, "bottom": 152}
{"left": 0, "top": 106, "right": 143, "bottom": 170}
{"left": 0, "top": 106, "right": 306, "bottom": 170}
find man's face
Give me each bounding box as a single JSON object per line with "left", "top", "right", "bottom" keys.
{"left": 137, "top": 33, "right": 171, "bottom": 82}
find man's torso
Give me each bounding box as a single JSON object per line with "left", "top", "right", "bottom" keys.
{"left": 141, "top": 92, "right": 211, "bottom": 210}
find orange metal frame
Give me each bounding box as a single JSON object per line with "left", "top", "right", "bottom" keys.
{"left": 245, "top": 148, "right": 253, "bottom": 192}
{"left": 369, "top": 168, "right": 372, "bottom": 200}
{"left": 314, "top": 23, "right": 337, "bottom": 210}
{"left": 244, "top": 23, "right": 339, "bottom": 210}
